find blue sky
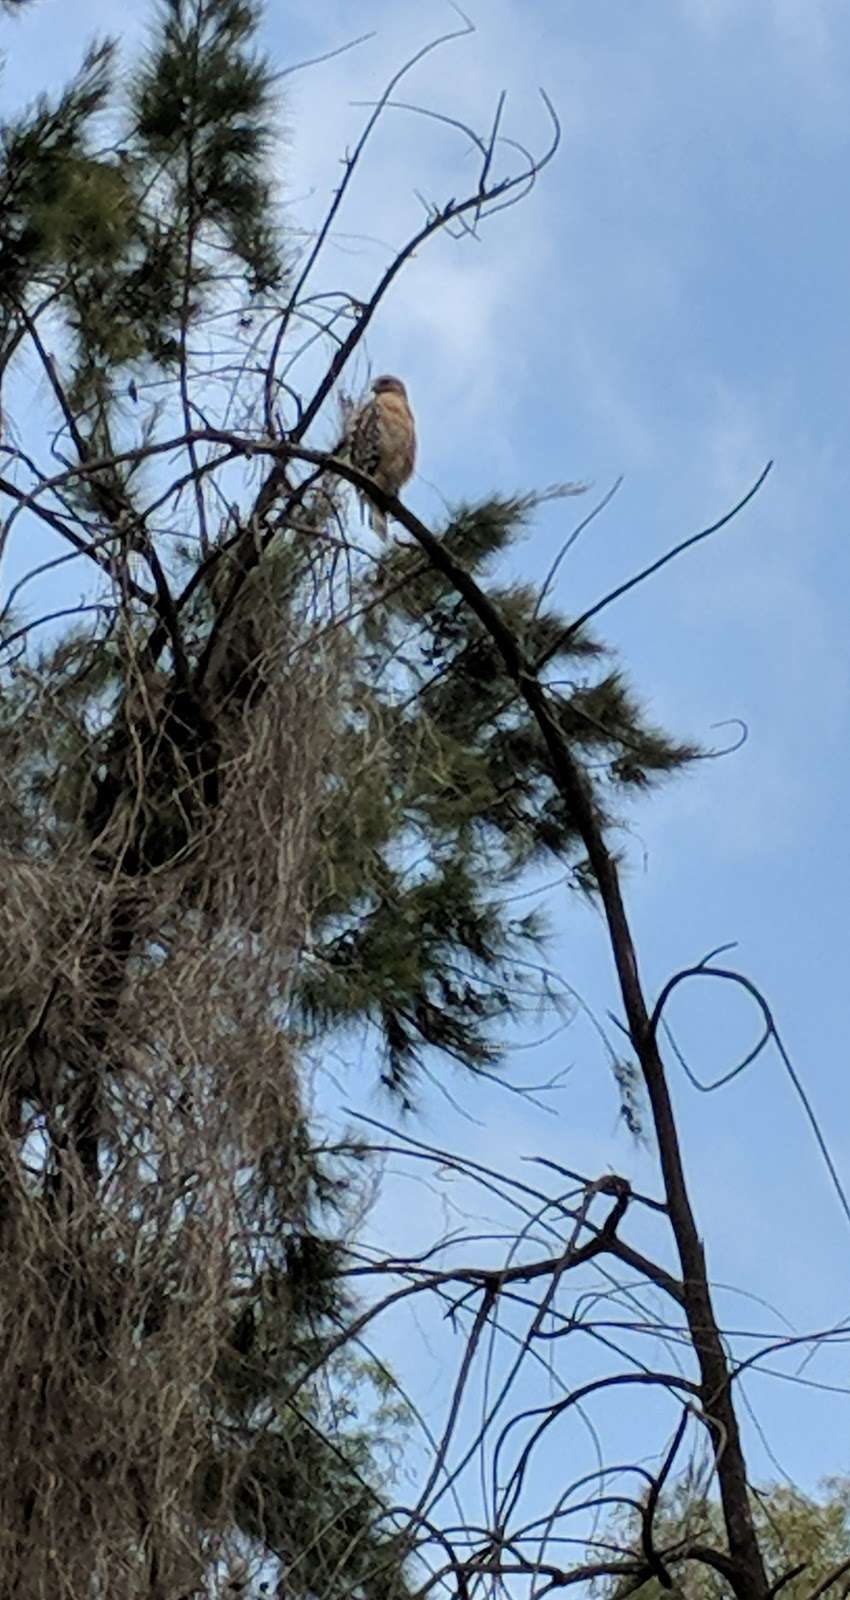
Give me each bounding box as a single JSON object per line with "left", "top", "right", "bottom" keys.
{"left": 3, "top": 0, "right": 850, "bottom": 1567}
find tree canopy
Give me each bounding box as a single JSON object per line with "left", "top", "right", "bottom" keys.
{"left": 0, "top": 4, "right": 797, "bottom": 1600}
{"left": 599, "top": 1481, "right": 850, "bottom": 1600}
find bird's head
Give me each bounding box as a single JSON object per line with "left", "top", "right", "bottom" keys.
{"left": 372, "top": 374, "right": 408, "bottom": 398}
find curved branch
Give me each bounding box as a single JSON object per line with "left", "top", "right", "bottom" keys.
{"left": 649, "top": 962, "right": 850, "bottom": 1230}
{"left": 641, "top": 1407, "right": 689, "bottom": 1590}
{"left": 536, "top": 460, "right": 773, "bottom": 670}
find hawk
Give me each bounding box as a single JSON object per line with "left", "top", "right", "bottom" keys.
{"left": 346, "top": 375, "right": 416, "bottom": 537}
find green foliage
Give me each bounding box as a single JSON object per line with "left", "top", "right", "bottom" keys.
{"left": 0, "top": 0, "right": 283, "bottom": 449}
{"left": 0, "top": 39, "right": 116, "bottom": 296}
{"left": 288, "top": 500, "right": 697, "bottom": 1095}
{"left": 599, "top": 1479, "right": 850, "bottom": 1599}
{"left": 132, "top": 0, "right": 284, "bottom": 293}
{"left": 4, "top": 482, "right": 698, "bottom": 1098}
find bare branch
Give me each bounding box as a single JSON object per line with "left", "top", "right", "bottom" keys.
{"left": 263, "top": 7, "right": 478, "bottom": 431}
{"left": 536, "top": 460, "right": 774, "bottom": 669}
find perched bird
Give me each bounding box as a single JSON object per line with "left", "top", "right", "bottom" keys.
{"left": 346, "top": 374, "right": 417, "bottom": 537}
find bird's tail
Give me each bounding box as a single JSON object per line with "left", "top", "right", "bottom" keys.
{"left": 369, "top": 504, "right": 388, "bottom": 539}
{"left": 358, "top": 492, "right": 388, "bottom": 539}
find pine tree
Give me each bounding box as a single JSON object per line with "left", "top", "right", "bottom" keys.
{"left": 0, "top": 3, "right": 699, "bottom": 1594}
